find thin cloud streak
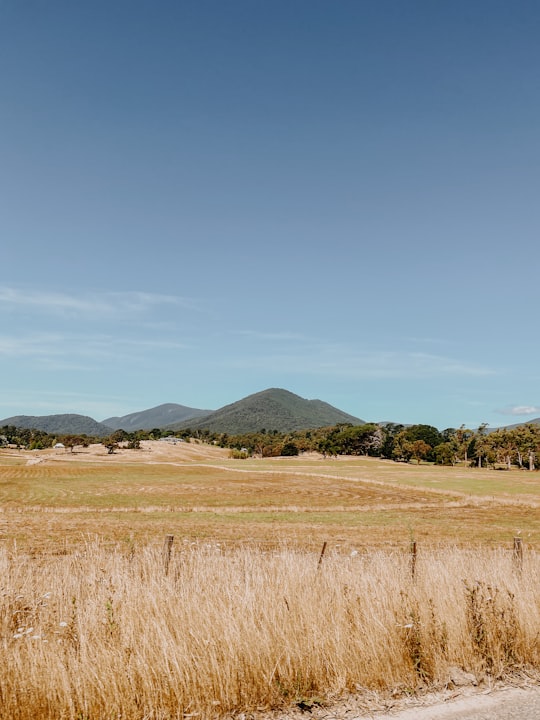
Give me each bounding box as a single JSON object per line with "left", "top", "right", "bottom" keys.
{"left": 0, "top": 286, "right": 198, "bottom": 317}
{"left": 0, "top": 333, "right": 189, "bottom": 361}
{"left": 0, "top": 333, "right": 66, "bottom": 357}
{"left": 229, "top": 332, "right": 496, "bottom": 379}
{"left": 234, "top": 330, "right": 309, "bottom": 342}
{"left": 226, "top": 347, "right": 497, "bottom": 380}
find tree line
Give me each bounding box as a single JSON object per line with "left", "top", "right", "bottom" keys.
{"left": 214, "top": 422, "right": 540, "bottom": 470}
{"left": 2, "top": 422, "right": 540, "bottom": 470}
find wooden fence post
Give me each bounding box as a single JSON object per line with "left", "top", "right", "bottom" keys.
{"left": 317, "top": 541, "right": 328, "bottom": 570}
{"left": 163, "top": 534, "right": 174, "bottom": 576}
{"left": 410, "top": 540, "right": 417, "bottom": 581}
{"left": 513, "top": 537, "right": 523, "bottom": 574}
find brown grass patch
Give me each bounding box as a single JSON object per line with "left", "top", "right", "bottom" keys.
{"left": 1, "top": 542, "right": 539, "bottom": 719}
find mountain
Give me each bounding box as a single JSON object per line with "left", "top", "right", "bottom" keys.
{"left": 0, "top": 390, "right": 364, "bottom": 436}
{"left": 103, "top": 403, "right": 211, "bottom": 431}
{"left": 168, "top": 388, "right": 364, "bottom": 434}
{"left": 500, "top": 418, "right": 540, "bottom": 430}
{"left": 0, "top": 414, "right": 112, "bottom": 436}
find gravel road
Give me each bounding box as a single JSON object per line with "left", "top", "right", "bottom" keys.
{"left": 367, "top": 686, "right": 540, "bottom": 720}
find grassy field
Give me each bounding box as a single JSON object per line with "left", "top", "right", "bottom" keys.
{"left": 1, "top": 441, "right": 539, "bottom": 553}
{"left": 1, "top": 442, "right": 540, "bottom": 719}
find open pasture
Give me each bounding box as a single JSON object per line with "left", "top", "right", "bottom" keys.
{"left": 1, "top": 442, "right": 539, "bottom": 553}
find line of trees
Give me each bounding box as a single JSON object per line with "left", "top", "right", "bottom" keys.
{"left": 0, "top": 425, "right": 79, "bottom": 450}
{"left": 0, "top": 425, "right": 193, "bottom": 454}
{"left": 216, "top": 422, "right": 540, "bottom": 469}
{"left": 2, "top": 421, "right": 540, "bottom": 470}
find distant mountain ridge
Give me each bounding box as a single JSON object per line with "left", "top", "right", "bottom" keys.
{"left": 168, "top": 388, "right": 364, "bottom": 434}
{"left": 501, "top": 417, "right": 540, "bottom": 430}
{"left": 103, "top": 403, "right": 211, "bottom": 431}
{"left": 3, "top": 398, "right": 539, "bottom": 438}
{"left": 0, "top": 414, "right": 112, "bottom": 436}
{"left": 0, "top": 389, "right": 364, "bottom": 436}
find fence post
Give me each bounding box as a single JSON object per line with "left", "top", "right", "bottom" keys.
{"left": 513, "top": 537, "right": 523, "bottom": 574}
{"left": 410, "top": 540, "right": 417, "bottom": 581}
{"left": 163, "top": 534, "right": 174, "bottom": 576}
{"left": 317, "top": 541, "right": 328, "bottom": 570}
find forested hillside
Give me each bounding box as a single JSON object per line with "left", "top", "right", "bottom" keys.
{"left": 170, "top": 388, "right": 364, "bottom": 433}
{"left": 0, "top": 414, "right": 112, "bottom": 436}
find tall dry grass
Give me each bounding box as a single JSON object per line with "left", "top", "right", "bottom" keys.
{"left": 1, "top": 541, "right": 539, "bottom": 719}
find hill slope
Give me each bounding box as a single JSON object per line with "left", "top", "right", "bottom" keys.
{"left": 103, "top": 403, "right": 211, "bottom": 431}
{"left": 0, "top": 414, "right": 112, "bottom": 436}
{"left": 500, "top": 417, "right": 540, "bottom": 430}
{"left": 170, "top": 388, "right": 364, "bottom": 434}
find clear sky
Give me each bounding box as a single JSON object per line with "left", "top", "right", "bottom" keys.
{"left": 1, "top": 0, "right": 539, "bottom": 430}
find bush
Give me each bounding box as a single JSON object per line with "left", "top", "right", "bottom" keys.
{"left": 229, "top": 448, "right": 249, "bottom": 459}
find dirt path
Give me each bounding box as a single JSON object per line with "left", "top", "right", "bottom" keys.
{"left": 262, "top": 685, "right": 540, "bottom": 720}
{"left": 369, "top": 686, "right": 540, "bottom": 720}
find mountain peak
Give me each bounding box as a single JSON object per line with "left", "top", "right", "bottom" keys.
{"left": 103, "top": 403, "right": 211, "bottom": 431}
{"left": 169, "top": 388, "right": 364, "bottom": 434}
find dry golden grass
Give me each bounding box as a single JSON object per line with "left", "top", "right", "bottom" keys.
{"left": 1, "top": 541, "right": 539, "bottom": 720}
{"left": 1, "top": 444, "right": 540, "bottom": 718}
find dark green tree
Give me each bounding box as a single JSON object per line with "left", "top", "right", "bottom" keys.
{"left": 281, "top": 441, "right": 299, "bottom": 456}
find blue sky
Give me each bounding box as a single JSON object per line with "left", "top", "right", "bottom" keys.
{"left": 1, "top": 0, "right": 539, "bottom": 429}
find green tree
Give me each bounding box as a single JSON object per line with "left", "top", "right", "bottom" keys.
{"left": 512, "top": 424, "right": 540, "bottom": 471}
{"left": 454, "top": 425, "right": 474, "bottom": 463}
{"left": 103, "top": 437, "right": 119, "bottom": 454}
{"left": 317, "top": 438, "right": 338, "bottom": 458}
{"left": 410, "top": 439, "right": 431, "bottom": 464}
{"left": 379, "top": 423, "right": 404, "bottom": 459}
{"left": 391, "top": 425, "right": 441, "bottom": 463}
{"left": 281, "top": 441, "right": 299, "bottom": 456}
{"left": 392, "top": 431, "right": 414, "bottom": 462}
{"left": 487, "top": 429, "right": 515, "bottom": 469}
{"left": 434, "top": 441, "right": 456, "bottom": 465}
{"left": 60, "top": 434, "right": 88, "bottom": 453}
{"left": 470, "top": 423, "right": 489, "bottom": 468}
{"left": 110, "top": 429, "right": 129, "bottom": 444}
{"left": 405, "top": 425, "right": 442, "bottom": 453}
{"left": 331, "top": 424, "right": 382, "bottom": 456}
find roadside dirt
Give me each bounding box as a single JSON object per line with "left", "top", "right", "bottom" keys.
{"left": 254, "top": 681, "right": 540, "bottom": 720}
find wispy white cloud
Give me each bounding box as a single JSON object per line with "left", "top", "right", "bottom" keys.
{"left": 234, "top": 330, "right": 308, "bottom": 342}
{"left": 406, "top": 352, "right": 496, "bottom": 377}
{"left": 0, "top": 332, "right": 189, "bottom": 363}
{"left": 0, "top": 333, "right": 66, "bottom": 357}
{"left": 404, "top": 336, "right": 454, "bottom": 346}
{"left": 497, "top": 405, "right": 540, "bottom": 416}
{"left": 225, "top": 343, "right": 497, "bottom": 380}
{"left": 114, "top": 338, "right": 190, "bottom": 350}
{"left": 227, "top": 330, "right": 496, "bottom": 379}
{"left": 0, "top": 286, "right": 198, "bottom": 317}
